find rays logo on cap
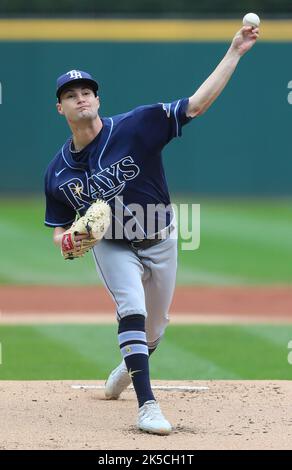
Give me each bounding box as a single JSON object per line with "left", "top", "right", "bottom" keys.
{"left": 67, "top": 70, "right": 83, "bottom": 79}
{"left": 56, "top": 69, "right": 99, "bottom": 100}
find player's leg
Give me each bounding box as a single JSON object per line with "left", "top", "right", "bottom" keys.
{"left": 92, "top": 238, "right": 146, "bottom": 319}
{"left": 118, "top": 312, "right": 171, "bottom": 434}
{"left": 92, "top": 239, "right": 171, "bottom": 434}
{"left": 92, "top": 238, "right": 146, "bottom": 397}
{"left": 141, "top": 233, "right": 178, "bottom": 354}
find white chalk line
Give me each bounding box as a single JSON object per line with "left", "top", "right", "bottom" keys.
{"left": 71, "top": 384, "right": 209, "bottom": 391}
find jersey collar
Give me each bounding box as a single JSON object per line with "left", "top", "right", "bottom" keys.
{"left": 61, "top": 117, "right": 114, "bottom": 171}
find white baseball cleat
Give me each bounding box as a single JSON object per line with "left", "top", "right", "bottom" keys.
{"left": 138, "top": 400, "right": 172, "bottom": 435}
{"left": 104, "top": 361, "right": 132, "bottom": 399}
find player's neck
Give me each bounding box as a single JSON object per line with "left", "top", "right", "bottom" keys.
{"left": 70, "top": 117, "right": 103, "bottom": 152}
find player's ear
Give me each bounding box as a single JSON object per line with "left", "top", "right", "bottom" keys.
{"left": 56, "top": 102, "right": 64, "bottom": 115}
{"left": 96, "top": 95, "right": 100, "bottom": 110}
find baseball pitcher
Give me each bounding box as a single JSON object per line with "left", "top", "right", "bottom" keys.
{"left": 44, "top": 26, "right": 259, "bottom": 435}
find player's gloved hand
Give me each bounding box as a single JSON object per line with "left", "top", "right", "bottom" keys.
{"left": 61, "top": 199, "right": 111, "bottom": 260}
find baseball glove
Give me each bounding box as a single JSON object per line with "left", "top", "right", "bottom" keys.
{"left": 61, "top": 199, "right": 111, "bottom": 260}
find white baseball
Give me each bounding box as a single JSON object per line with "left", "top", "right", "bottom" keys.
{"left": 242, "top": 13, "right": 260, "bottom": 28}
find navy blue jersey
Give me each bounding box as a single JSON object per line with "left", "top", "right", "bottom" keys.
{"left": 44, "top": 98, "right": 192, "bottom": 239}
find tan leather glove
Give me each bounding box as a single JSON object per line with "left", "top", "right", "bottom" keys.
{"left": 61, "top": 199, "right": 111, "bottom": 260}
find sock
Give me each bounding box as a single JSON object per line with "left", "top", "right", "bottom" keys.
{"left": 118, "top": 314, "right": 155, "bottom": 408}
{"left": 148, "top": 336, "right": 162, "bottom": 356}
{"left": 148, "top": 347, "right": 156, "bottom": 356}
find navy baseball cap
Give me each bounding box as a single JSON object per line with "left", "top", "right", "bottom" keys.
{"left": 56, "top": 70, "right": 98, "bottom": 101}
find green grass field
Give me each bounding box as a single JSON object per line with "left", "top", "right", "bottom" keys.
{"left": 1, "top": 197, "right": 291, "bottom": 381}
{"left": 1, "top": 197, "right": 292, "bottom": 285}
{"left": 1, "top": 324, "right": 292, "bottom": 380}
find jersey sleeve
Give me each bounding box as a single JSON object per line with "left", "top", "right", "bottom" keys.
{"left": 133, "top": 97, "right": 193, "bottom": 150}
{"left": 44, "top": 174, "right": 76, "bottom": 228}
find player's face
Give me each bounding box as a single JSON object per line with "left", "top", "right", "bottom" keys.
{"left": 57, "top": 86, "right": 100, "bottom": 123}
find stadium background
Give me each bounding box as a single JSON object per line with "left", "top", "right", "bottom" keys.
{"left": 0, "top": 1, "right": 292, "bottom": 384}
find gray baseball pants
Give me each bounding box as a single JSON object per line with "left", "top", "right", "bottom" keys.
{"left": 92, "top": 230, "right": 177, "bottom": 349}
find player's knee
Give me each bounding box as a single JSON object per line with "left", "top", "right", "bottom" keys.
{"left": 117, "top": 310, "right": 147, "bottom": 324}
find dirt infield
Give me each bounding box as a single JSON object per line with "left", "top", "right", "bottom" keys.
{"left": 1, "top": 285, "right": 291, "bottom": 450}
{"left": 0, "top": 380, "right": 291, "bottom": 450}
{"left": 1, "top": 285, "right": 292, "bottom": 321}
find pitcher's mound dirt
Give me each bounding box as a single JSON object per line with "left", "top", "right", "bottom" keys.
{"left": 0, "top": 380, "right": 291, "bottom": 450}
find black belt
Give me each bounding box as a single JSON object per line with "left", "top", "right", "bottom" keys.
{"left": 127, "top": 224, "right": 174, "bottom": 251}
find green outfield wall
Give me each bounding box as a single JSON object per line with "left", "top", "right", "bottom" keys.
{"left": 0, "top": 20, "right": 291, "bottom": 195}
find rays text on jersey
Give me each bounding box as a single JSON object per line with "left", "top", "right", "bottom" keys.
{"left": 59, "top": 156, "right": 140, "bottom": 210}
